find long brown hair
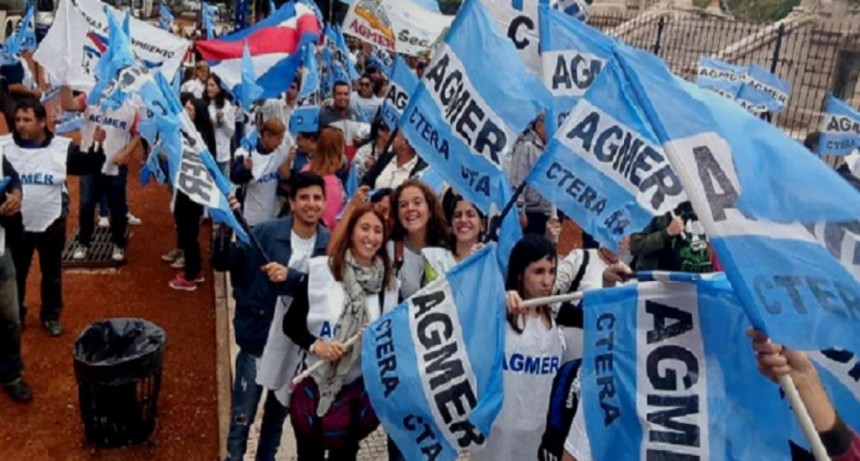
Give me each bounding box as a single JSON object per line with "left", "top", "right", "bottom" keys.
{"left": 328, "top": 204, "right": 394, "bottom": 290}
{"left": 390, "top": 179, "right": 450, "bottom": 247}
{"left": 311, "top": 127, "right": 345, "bottom": 177}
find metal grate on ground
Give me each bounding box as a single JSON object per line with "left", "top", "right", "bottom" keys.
{"left": 62, "top": 226, "right": 130, "bottom": 269}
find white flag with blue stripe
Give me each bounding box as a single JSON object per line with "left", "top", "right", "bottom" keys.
{"left": 695, "top": 56, "right": 744, "bottom": 100}
{"left": 525, "top": 60, "right": 686, "bottom": 250}
{"left": 819, "top": 94, "right": 860, "bottom": 156}
{"left": 361, "top": 245, "right": 506, "bottom": 461}
{"left": 613, "top": 43, "right": 860, "bottom": 353}
{"left": 582, "top": 276, "right": 791, "bottom": 460}
{"left": 737, "top": 63, "right": 791, "bottom": 114}
{"left": 539, "top": 4, "right": 613, "bottom": 130}
{"left": 381, "top": 55, "right": 419, "bottom": 131}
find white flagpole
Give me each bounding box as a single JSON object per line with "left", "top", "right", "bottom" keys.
{"left": 779, "top": 374, "right": 830, "bottom": 461}
{"left": 291, "top": 332, "right": 362, "bottom": 386}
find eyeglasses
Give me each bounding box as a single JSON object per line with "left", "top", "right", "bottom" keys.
{"left": 360, "top": 81, "right": 371, "bottom": 86}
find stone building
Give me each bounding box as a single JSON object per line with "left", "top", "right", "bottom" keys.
{"left": 587, "top": 0, "right": 860, "bottom": 141}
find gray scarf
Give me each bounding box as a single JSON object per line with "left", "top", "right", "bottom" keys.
{"left": 315, "top": 250, "right": 385, "bottom": 416}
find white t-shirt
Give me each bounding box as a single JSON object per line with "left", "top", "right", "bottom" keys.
{"left": 351, "top": 93, "right": 382, "bottom": 121}
{"left": 209, "top": 100, "right": 236, "bottom": 163}
{"left": 564, "top": 404, "right": 592, "bottom": 461}
{"left": 258, "top": 98, "right": 294, "bottom": 129}
{"left": 181, "top": 79, "right": 206, "bottom": 99}
{"left": 387, "top": 240, "right": 424, "bottom": 300}
{"left": 289, "top": 230, "right": 316, "bottom": 272}
{"left": 374, "top": 155, "right": 418, "bottom": 190}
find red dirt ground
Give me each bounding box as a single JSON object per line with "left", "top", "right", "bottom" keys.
{"left": 0, "top": 156, "right": 220, "bottom": 461}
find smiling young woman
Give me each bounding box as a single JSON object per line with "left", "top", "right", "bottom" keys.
{"left": 283, "top": 203, "right": 398, "bottom": 461}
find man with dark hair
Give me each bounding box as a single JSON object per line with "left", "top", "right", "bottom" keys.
{"left": 6, "top": 99, "right": 106, "bottom": 336}
{"left": 351, "top": 73, "right": 382, "bottom": 121}
{"left": 319, "top": 80, "right": 364, "bottom": 161}
{"left": 213, "top": 172, "right": 330, "bottom": 461}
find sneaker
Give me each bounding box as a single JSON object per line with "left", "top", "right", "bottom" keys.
{"left": 3, "top": 378, "right": 33, "bottom": 403}
{"left": 97, "top": 216, "right": 110, "bottom": 228}
{"left": 168, "top": 274, "right": 197, "bottom": 291}
{"left": 161, "top": 248, "right": 183, "bottom": 262}
{"left": 112, "top": 245, "right": 125, "bottom": 262}
{"left": 127, "top": 212, "right": 142, "bottom": 226}
{"left": 43, "top": 320, "right": 62, "bottom": 337}
{"left": 192, "top": 273, "right": 205, "bottom": 283}
{"left": 72, "top": 245, "right": 88, "bottom": 260}
{"left": 170, "top": 256, "right": 185, "bottom": 269}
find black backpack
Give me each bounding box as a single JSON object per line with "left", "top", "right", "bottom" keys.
{"left": 538, "top": 359, "right": 582, "bottom": 461}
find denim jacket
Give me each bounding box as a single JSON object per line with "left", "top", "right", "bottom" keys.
{"left": 212, "top": 216, "right": 330, "bottom": 356}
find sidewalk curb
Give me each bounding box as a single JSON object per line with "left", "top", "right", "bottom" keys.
{"left": 214, "top": 270, "right": 232, "bottom": 460}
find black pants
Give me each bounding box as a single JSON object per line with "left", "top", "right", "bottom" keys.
{"left": 173, "top": 192, "right": 203, "bottom": 280}
{"left": 0, "top": 250, "right": 22, "bottom": 383}
{"left": 12, "top": 217, "right": 65, "bottom": 323}
{"left": 78, "top": 169, "right": 128, "bottom": 248}
{"left": 293, "top": 425, "right": 360, "bottom": 461}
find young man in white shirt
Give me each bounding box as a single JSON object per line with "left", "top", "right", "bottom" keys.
{"left": 60, "top": 87, "right": 142, "bottom": 262}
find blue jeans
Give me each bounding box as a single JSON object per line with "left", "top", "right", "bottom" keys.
{"left": 78, "top": 168, "right": 128, "bottom": 247}
{"left": 0, "top": 250, "right": 22, "bottom": 383}
{"left": 225, "top": 349, "right": 289, "bottom": 461}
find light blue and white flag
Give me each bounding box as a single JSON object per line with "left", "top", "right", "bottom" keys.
{"left": 737, "top": 63, "right": 791, "bottom": 114}
{"left": 298, "top": 43, "right": 320, "bottom": 101}
{"left": 398, "top": 0, "right": 545, "bottom": 266}
{"left": 158, "top": 3, "right": 175, "bottom": 31}
{"left": 695, "top": 56, "right": 744, "bottom": 101}
{"left": 202, "top": 2, "right": 218, "bottom": 39}
{"left": 55, "top": 112, "right": 86, "bottom": 135}
{"left": 412, "top": 0, "right": 442, "bottom": 13}
{"left": 549, "top": 0, "right": 590, "bottom": 20}
{"left": 234, "top": 40, "right": 264, "bottom": 112}
{"left": 289, "top": 105, "right": 320, "bottom": 136}
{"left": 582, "top": 277, "right": 791, "bottom": 461}
{"left": 17, "top": 3, "right": 36, "bottom": 52}
{"left": 614, "top": 43, "right": 860, "bottom": 353}
{"left": 380, "top": 55, "right": 419, "bottom": 131}
{"left": 479, "top": 0, "right": 543, "bottom": 76}
{"left": 418, "top": 168, "right": 448, "bottom": 195}
{"left": 87, "top": 8, "right": 137, "bottom": 111}
{"left": 362, "top": 245, "right": 506, "bottom": 461}
{"left": 368, "top": 47, "right": 393, "bottom": 77}
{"left": 325, "top": 24, "right": 360, "bottom": 83}
{"left": 539, "top": 4, "right": 613, "bottom": 130}
{"left": 525, "top": 60, "right": 686, "bottom": 250}
{"left": 819, "top": 94, "right": 860, "bottom": 156}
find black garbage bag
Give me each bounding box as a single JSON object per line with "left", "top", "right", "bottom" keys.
{"left": 73, "top": 318, "right": 167, "bottom": 448}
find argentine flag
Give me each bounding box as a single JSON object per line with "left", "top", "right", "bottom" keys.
{"left": 819, "top": 94, "right": 860, "bottom": 156}
{"left": 613, "top": 43, "right": 860, "bottom": 353}
{"left": 362, "top": 245, "right": 506, "bottom": 461}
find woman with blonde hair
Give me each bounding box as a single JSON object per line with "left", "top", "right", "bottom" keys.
{"left": 302, "top": 126, "right": 346, "bottom": 229}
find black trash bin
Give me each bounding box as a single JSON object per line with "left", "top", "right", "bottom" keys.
{"left": 72, "top": 318, "right": 167, "bottom": 448}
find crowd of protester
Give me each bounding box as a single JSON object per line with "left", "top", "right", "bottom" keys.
{"left": 0, "top": 24, "right": 858, "bottom": 461}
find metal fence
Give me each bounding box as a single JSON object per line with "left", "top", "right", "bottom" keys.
{"left": 586, "top": 11, "right": 860, "bottom": 146}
